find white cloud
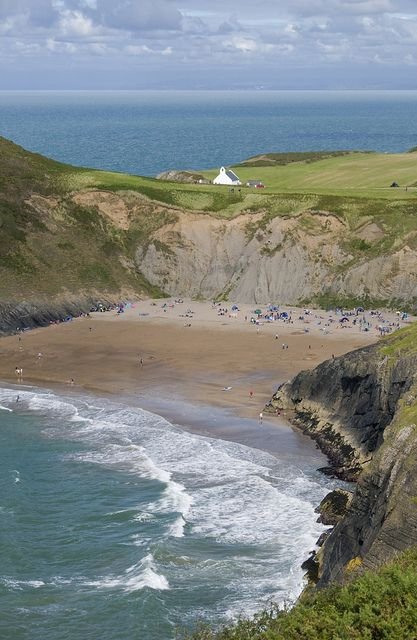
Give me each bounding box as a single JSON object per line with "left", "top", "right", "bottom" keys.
{"left": 92, "top": 0, "right": 183, "bottom": 31}
{"left": 59, "top": 9, "right": 94, "bottom": 35}
{"left": 0, "top": 0, "right": 417, "bottom": 87}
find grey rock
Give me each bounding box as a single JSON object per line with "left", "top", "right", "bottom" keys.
{"left": 270, "top": 343, "right": 417, "bottom": 585}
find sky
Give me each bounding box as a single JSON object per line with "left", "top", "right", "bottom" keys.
{"left": 1, "top": 0, "right": 417, "bottom": 89}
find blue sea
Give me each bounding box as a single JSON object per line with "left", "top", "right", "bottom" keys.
{"left": 1, "top": 90, "right": 417, "bottom": 176}
{"left": 0, "top": 387, "right": 339, "bottom": 640}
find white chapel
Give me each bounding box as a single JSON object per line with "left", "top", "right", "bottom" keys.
{"left": 213, "top": 167, "right": 241, "bottom": 186}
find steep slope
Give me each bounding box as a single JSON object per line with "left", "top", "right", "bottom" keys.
{"left": 2, "top": 136, "right": 417, "bottom": 333}
{"left": 0, "top": 137, "right": 172, "bottom": 331}
{"left": 269, "top": 322, "right": 417, "bottom": 586}
{"left": 136, "top": 207, "right": 417, "bottom": 305}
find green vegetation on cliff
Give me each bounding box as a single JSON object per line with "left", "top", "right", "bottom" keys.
{"left": 2, "top": 135, "right": 417, "bottom": 312}
{"left": 0, "top": 136, "right": 168, "bottom": 300}
{"left": 183, "top": 548, "right": 417, "bottom": 640}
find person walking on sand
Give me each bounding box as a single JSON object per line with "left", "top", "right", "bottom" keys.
{"left": 259, "top": 412, "right": 263, "bottom": 424}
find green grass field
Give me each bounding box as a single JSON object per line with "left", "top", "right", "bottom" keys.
{"left": 203, "top": 151, "right": 417, "bottom": 197}
{"left": 69, "top": 151, "right": 417, "bottom": 199}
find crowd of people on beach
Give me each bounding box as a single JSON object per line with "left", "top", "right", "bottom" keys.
{"left": 11, "top": 298, "right": 413, "bottom": 420}
{"left": 130, "top": 297, "right": 412, "bottom": 341}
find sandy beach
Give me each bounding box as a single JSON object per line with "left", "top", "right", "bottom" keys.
{"left": 0, "top": 299, "right": 408, "bottom": 435}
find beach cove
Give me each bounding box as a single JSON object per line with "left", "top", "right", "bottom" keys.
{"left": 0, "top": 300, "right": 411, "bottom": 639}
{"left": 0, "top": 299, "right": 392, "bottom": 418}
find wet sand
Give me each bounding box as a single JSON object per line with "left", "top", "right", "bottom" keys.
{"left": 0, "top": 299, "right": 405, "bottom": 443}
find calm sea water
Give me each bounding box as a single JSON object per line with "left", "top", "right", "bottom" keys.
{"left": 1, "top": 90, "right": 417, "bottom": 176}
{"left": 0, "top": 387, "right": 339, "bottom": 640}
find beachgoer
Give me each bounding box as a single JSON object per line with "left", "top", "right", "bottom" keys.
{"left": 249, "top": 390, "right": 253, "bottom": 398}
{"left": 140, "top": 357, "right": 144, "bottom": 367}
{"left": 259, "top": 412, "right": 263, "bottom": 424}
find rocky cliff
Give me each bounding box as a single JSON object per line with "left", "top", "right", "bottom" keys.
{"left": 0, "top": 294, "right": 119, "bottom": 335}
{"left": 268, "top": 324, "right": 417, "bottom": 586}
{"left": 136, "top": 208, "right": 417, "bottom": 306}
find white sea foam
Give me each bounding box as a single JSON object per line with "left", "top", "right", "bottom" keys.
{"left": 158, "top": 480, "right": 193, "bottom": 517}
{"left": 0, "top": 383, "right": 336, "bottom": 613}
{"left": 0, "top": 404, "right": 12, "bottom": 412}
{"left": 28, "top": 394, "right": 79, "bottom": 417}
{"left": 169, "top": 515, "right": 186, "bottom": 538}
{"left": 133, "top": 511, "right": 155, "bottom": 523}
{"left": 11, "top": 470, "right": 20, "bottom": 484}
{"left": 86, "top": 554, "right": 169, "bottom": 592}
{"left": 1, "top": 578, "right": 45, "bottom": 590}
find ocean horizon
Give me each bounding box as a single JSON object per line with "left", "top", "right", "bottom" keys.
{"left": 1, "top": 90, "right": 417, "bottom": 177}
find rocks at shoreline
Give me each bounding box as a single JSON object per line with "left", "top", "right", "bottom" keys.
{"left": 0, "top": 295, "right": 121, "bottom": 335}
{"left": 316, "top": 489, "right": 353, "bottom": 526}
{"left": 269, "top": 333, "right": 417, "bottom": 587}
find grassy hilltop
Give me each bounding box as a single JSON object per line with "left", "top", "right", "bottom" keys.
{"left": 1, "top": 136, "right": 417, "bottom": 311}
{"left": 221, "top": 149, "right": 417, "bottom": 196}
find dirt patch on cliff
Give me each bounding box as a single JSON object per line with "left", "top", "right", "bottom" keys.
{"left": 72, "top": 190, "right": 131, "bottom": 229}
{"left": 356, "top": 222, "right": 385, "bottom": 242}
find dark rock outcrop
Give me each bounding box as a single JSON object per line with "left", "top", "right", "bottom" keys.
{"left": 0, "top": 295, "right": 116, "bottom": 335}
{"left": 316, "top": 489, "right": 353, "bottom": 526}
{"left": 156, "top": 170, "right": 208, "bottom": 184}
{"left": 269, "top": 338, "right": 417, "bottom": 586}
{"left": 269, "top": 346, "right": 416, "bottom": 480}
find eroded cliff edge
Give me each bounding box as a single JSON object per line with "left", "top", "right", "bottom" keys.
{"left": 268, "top": 323, "right": 417, "bottom": 586}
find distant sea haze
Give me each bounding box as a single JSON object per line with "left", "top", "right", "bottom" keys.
{"left": 1, "top": 90, "right": 417, "bottom": 176}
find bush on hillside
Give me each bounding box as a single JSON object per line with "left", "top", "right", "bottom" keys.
{"left": 180, "top": 548, "right": 417, "bottom": 640}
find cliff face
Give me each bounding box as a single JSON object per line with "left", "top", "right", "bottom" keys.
{"left": 0, "top": 295, "right": 118, "bottom": 335}
{"left": 136, "top": 210, "right": 417, "bottom": 306}
{"left": 2, "top": 136, "right": 417, "bottom": 313}
{"left": 269, "top": 327, "right": 417, "bottom": 585}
